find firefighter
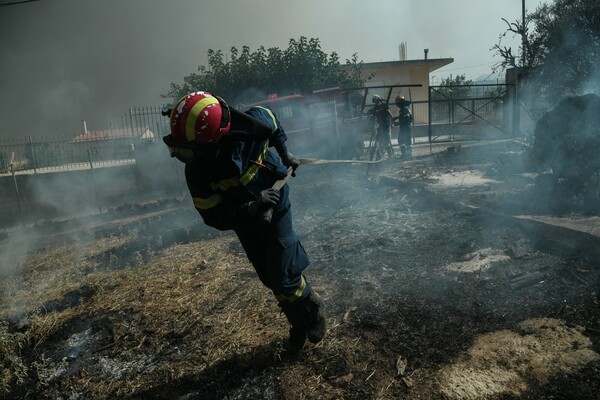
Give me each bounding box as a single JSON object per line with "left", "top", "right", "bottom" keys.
{"left": 162, "top": 91, "right": 326, "bottom": 352}
{"left": 367, "top": 94, "right": 394, "bottom": 158}
{"left": 394, "top": 95, "right": 413, "bottom": 157}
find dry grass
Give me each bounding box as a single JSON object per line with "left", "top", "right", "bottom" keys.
{"left": 2, "top": 141, "right": 600, "bottom": 399}
{"left": 0, "top": 225, "right": 409, "bottom": 399}
{"left": 2, "top": 231, "right": 293, "bottom": 398}
{"left": 0, "top": 321, "right": 27, "bottom": 394}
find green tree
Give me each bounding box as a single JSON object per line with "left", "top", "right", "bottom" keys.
{"left": 431, "top": 74, "right": 473, "bottom": 100}
{"left": 528, "top": 0, "right": 600, "bottom": 96}
{"left": 164, "top": 37, "right": 367, "bottom": 105}
{"left": 494, "top": 0, "right": 600, "bottom": 96}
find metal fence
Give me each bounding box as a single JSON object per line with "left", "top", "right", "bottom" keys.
{"left": 424, "top": 84, "right": 514, "bottom": 142}
{"left": 0, "top": 84, "right": 540, "bottom": 228}
{"left": 0, "top": 106, "right": 170, "bottom": 175}
{"left": 0, "top": 85, "right": 522, "bottom": 177}
{"left": 352, "top": 83, "right": 515, "bottom": 144}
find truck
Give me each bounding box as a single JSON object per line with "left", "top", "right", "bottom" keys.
{"left": 244, "top": 88, "right": 374, "bottom": 159}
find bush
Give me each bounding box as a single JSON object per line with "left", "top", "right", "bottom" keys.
{"left": 533, "top": 94, "right": 600, "bottom": 177}
{"left": 532, "top": 94, "right": 600, "bottom": 210}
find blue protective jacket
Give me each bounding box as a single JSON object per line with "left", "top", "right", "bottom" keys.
{"left": 184, "top": 106, "right": 291, "bottom": 231}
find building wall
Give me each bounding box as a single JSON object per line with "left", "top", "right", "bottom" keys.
{"left": 361, "top": 64, "right": 431, "bottom": 124}
{"left": 364, "top": 65, "right": 430, "bottom": 101}
{"left": 359, "top": 59, "right": 453, "bottom": 125}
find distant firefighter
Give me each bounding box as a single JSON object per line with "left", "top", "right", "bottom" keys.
{"left": 394, "top": 95, "right": 413, "bottom": 157}
{"left": 162, "top": 91, "right": 326, "bottom": 353}
{"left": 367, "top": 94, "right": 394, "bottom": 158}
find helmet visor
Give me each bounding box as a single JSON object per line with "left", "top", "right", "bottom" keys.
{"left": 166, "top": 144, "right": 196, "bottom": 163}
{"left": 163, "top": 134, "right": 222, "bottom": 163}
{"left": 163, "top": 134, "right": 198, "bottom": 163}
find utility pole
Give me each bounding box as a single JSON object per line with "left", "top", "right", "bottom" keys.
{"left": 522, "top": 0, "right": 527, "bottom": 67}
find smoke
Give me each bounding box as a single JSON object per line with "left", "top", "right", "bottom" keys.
{"left": 583, "top": 69, "right": 600, "bottom": 96}
{"left": 0, "top": 0, "right": 564, "bottom": 295}
{"left": 1, "top": 0, "right": 543, "bottom": 139}
{"left": 0, "top": 227, "right": 37, "bottom": 277}
{"left": 522, "top": 5, "right": 600, "bottom": 104}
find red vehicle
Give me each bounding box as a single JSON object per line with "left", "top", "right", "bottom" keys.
{"left": 244, "top": 89, "right": 372, "bottom": 158}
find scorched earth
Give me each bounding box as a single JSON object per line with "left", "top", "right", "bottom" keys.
{"left": 1, "top": 139, "right": 599, "bottom": 400}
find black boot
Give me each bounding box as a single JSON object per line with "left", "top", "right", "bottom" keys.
{"left": 279, "top": 301, "right": 307, "bottom": 352}
{"left": 304, "top": 290, "right": 326, "bottom": 344}
{"left": 279, "top": 290, "right": 327, "bottom": 351}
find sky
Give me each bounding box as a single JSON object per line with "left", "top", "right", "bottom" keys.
{"left": 0, "top": 0, "right": 548, "bottom": 138}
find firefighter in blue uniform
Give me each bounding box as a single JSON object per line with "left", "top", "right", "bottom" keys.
{"left": 367, "top": 94, "right": 394, "bottom": 158}
{"left": 162, "top": 91, "right": 326, "bottom": 352}
{"left": 393, "top": 95, "right": 413, "bottom": 157}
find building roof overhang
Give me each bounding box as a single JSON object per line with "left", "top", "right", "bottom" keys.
{"left": 362, "top": 58, "right": 454, "bottom": 73}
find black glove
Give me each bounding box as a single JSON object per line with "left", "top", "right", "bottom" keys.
{"left": 248, "top": 188, "right": 281, "bottom": 217}
{"left": 280, "top": 151, "right": 299, "bottom": 177}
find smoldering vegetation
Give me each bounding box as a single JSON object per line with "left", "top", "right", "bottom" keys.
{"left": 0, "top": 138, "right": 187, "bottom": 274}
{"left": 2, "top": 69, "right": 600, "bottom": 399}
{"left": 530, "top": 93, "right": 600, "bottom": 213}
{"left": 1, "top": 137, "right": 599, "bottom": 399}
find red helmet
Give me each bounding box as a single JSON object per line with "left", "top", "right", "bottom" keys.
{"left": 169, "top": 91, "right": 231, "bottom": 144}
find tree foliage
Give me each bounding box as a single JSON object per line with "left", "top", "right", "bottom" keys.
{"left": 528, "top": 0, "right": 600, "bottom": 95}
{"left": 532, "top": 93, "right": 600, "bottom": 210}
{"left": 431, "top": 74, "right": 473, "bottom": 100}
{"left": 491, "top": 16, "right": 531, "bottom": 70}
{"left": 164, "top": 37, "right": 367, "bottom": 105}
{"left": 494, "top": 0, "right": 600, "bottom": 96}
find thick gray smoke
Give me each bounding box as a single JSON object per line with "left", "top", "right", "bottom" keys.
{"left": 1, "top": 0, "right": 540, "bottom": 139}
{"left": 0, "top": 0, "right": 553, "bottom": 304}
{"left": 583, "top": 69, "right": 600, "bottom": 96}
{"left": 0, "top": 139, "right": 193, "bottom": 274}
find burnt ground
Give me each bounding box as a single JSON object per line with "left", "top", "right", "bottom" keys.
{"left": 1, "top": 139, "right": 600, "bottom": 399}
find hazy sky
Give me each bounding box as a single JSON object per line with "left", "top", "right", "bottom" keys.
{"left": 0, "top": 0, "right": 547, "bottom": 137}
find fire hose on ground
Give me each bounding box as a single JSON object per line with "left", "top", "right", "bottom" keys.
{"left": 260, "top": 157, "right": 383, "bottom": 224}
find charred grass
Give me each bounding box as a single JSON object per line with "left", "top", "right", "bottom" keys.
{"left": 1, "top": 140, "right": 600, "bottom": 399}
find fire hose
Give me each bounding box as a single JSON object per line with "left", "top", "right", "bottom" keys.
{"left": 259, "top": 167, "right": 293, "bottom": 225}
{"left": 298, "top": 158, "right": 384, "bottom": 165}
{"left": 260, "top": 157, "right": 382, "bottom": 224}
{"left": 300, "top": 157, "right": 384, "bottom": 177}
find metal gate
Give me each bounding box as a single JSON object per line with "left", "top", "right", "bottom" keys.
{"left": 426, "top": 83, "right": 516, "bottom": 143}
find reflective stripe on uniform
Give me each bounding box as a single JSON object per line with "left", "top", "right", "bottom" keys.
{"left": 254, "top": 106, "right": 278, "bottom": 130}
{"left": 185, "top": 97, "right": 219, "bottom": 142}
{"left": 240, "top": 142, "right": 269, "bottom": 186}
{"left": 197, "top": 141, "right": 269, "bottom": 210}
{"left": 278, "top": 275, "right": 306, "bottom": 303}
{"left": 210, "top": 176, "right": 240, "bottom": 191}
{"left": 192, "top": 193, "right": 223, "bottom": 210}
